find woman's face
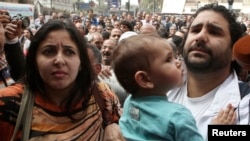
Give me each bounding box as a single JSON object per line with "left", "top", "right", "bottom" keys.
{"left": 36, "top": 30, "right": 81, "bottom": 90}
{"left": 23, "top": 29, "right": 31, "bottom": 39}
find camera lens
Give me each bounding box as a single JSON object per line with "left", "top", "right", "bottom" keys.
{"left": 21, "top": 17, "right": 30, "bottom": 28}
{"left": 11, "top": 14, "right": 30, "bottom": 28}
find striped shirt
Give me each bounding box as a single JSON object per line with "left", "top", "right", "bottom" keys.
{"left": 0, "top": 82, "right": 121, "bottom": 141}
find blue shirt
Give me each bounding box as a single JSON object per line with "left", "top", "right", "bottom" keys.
{"left": 119, "top": 95, "right": 204, "bottom": 141}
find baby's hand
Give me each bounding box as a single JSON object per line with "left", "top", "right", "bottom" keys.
{"left": 211, "top": 103, "right": 236, "bottom": 125}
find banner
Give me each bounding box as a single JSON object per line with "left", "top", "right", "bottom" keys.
{"left": 108, "top": 0, "right": 121, "bottom": 8}
{"left": 0, "top": 2, "right": 34, "bottom": 17}
{"left": 161, "top": 0, "right": 186, "bottom": 14}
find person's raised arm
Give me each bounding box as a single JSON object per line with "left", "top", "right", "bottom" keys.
{"left": 0, "top": 10, "right": 25, "bottom": 81}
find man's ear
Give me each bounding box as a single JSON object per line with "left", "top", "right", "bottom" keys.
{"left": 96, "top": 63, "right": 102, "bottom": 74}
{"left": 134, "top": 71, "right": 154, "bottom": 89}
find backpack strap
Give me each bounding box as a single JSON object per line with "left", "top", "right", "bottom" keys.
{"left": 22, "top": 88, "right": 34, "bottom": 141}
{"left": 11, "top": 86, "right": 34, "bottom": 141}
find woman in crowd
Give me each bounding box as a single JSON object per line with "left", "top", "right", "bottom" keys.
{"left": 22, "top": 28, "right": 34, "bottom": 56}
{"left": 0, "top": 20, "right": 123, "bottom": 141}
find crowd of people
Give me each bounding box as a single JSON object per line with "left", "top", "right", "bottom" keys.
{"left": 0, "top": 3, "right": 250, "bottom": 141}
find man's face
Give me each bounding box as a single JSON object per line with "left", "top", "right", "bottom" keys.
{"left": 152, "top": 22, "right": 159, "bottom": 29}
{"left": 183, "top": 10, "right": 232, "bottom": 74}
{"left": 97, "top": 26, "right": 103, "bottom": 33}
{"left": 120, "top": 24, "right": 129, "bottom": 33}
{"left": 89, "top": 25, "right": 97, "bottom": 33}
{"left": 85, "top": 19, "right": 91, "bottom": 27}
{"left": 110, "top": 29, "right": 122, "bottom": 41}
{"left": 169, "top": 26, "right": 177, "bottom": 35}
{"left": 88, "top": 10, "right": 93, "bottom": 17}
{"left": 136, "top": 22, "right": 142, "bottom": 29}
{"left": 91, "top": 35, "right": 103, "bottom": 50}
{"left": 51, "top": 13, "right": 57, "bottom": 19}
{"left": 80, "top": 12, "right": 84, "bottom": 18}
{"left": 75, "top": 23, "right": 85, "bottom": 36}
{"left": 105, "top": 20, "right": 111, "bottom": 26}
{"left": 87, "top": 48, "right": 101, "bottom": 77}
{"left": 113, "top": 21, "right": 120, "bottom": 29}
{"left": 145, "top": 14, "right": 151, "bottom": 21}
{"left": 101, "top": 40, "right": 116, "bottom": 65}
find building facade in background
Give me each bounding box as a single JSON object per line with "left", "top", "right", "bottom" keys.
{"left": 1, "top": 0, "right": 250, "bottom": 15}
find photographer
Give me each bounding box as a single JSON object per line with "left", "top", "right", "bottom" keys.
{"left": 0, "top": 9, "right": 25, "bottom": 87}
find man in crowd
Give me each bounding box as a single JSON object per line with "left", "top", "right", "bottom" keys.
{"left": 167, "top": 4, "right": 245, "bottom": 141}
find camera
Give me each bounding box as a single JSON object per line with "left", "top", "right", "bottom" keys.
{"left": 12, "top": 14, "right": 30, "bottom": 29}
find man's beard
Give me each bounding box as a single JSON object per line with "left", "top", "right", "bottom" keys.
{"left": 184, "top": 55, "right": 213, "bottom": 73}
{"left": 183, "top": 44, "right": 231, "bottom": 74}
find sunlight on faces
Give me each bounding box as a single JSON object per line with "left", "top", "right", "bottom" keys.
{"left": 183, "top": 11, "right": 232, "bottom": 73}
{"left": 36, "top": 30, "right": 81, "bottom": 90}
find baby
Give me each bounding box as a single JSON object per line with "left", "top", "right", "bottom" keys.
{"left": 113, "top": 34, "right": 204, "bottom": 141}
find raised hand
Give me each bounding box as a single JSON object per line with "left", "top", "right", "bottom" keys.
{"left": 99, "top": 65, "right": 112, "bottom": 79}
{"left": 0, "top": 10, "right": 11, "bottom": 27}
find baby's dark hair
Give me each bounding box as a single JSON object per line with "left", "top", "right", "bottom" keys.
{"left": 113, "top": 34, "right": 167, "bottom": 94}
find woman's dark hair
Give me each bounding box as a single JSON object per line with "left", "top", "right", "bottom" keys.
{"left": 25, "top": 20, "right": 95, "bottom": 120}
{"left": 25, "top": 27, "right": 34, "bottom": 40}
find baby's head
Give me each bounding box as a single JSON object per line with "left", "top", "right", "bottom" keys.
{"left": 113, "top": 34, "right": 182, "bottom": 96}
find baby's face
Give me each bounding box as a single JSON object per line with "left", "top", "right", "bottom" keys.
{"left": 149, "top": 41, "right": 183, "bottom": 93}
